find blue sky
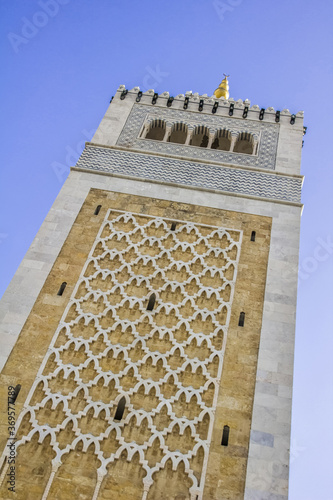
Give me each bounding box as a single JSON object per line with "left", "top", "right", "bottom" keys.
{"left": 1, "top": 0, "right": 332, "bottom": 498}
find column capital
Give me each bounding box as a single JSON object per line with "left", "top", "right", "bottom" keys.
{"left": 185, "top": 127, "right": 194, "bottom": 145}
{"left": 230, "top": 134, "right": 237, "bottom": 152}
{"left": 163, "top": 124, "right": 172, "bottom": 142}
{"left": 207, "top": 130, "right": 216, "bottom": 148}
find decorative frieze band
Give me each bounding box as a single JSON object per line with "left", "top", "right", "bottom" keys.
{"left": 75, "top": 146, "right": 302, "bottom": 204}
{"left": 116, "top": 104, "right": 279, "bottom": 170}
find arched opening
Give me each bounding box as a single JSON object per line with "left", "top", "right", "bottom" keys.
{"left": 114, "top": 396, "right": 126, "bottom": 421}
{"left": 94, "top": 205, "right": 102, "bottom": 215}
{"left": 221, "top": 425, "right": 230, "bottom": 446}
{"left": 57, "top": 282, "right": 67, "bottom": 296}
{"left": 171, "top": 222, "right": 177, "bottom": 231}
{"left": 145, "top": 119, "right": 166, "bottom": 141}
{"left": 147, "top": 293, "right": 156, "bottom": 311}
{"left": 251, "top": 231, "right": 256, "bottom": 242}
{"left": 190, "top": 126, "right": 210, "bottom": 148}
{"left": 211, "top": 129, "right": 231, "bottom": 151}
{"left": 233, "top": 132, "right": 254, "bottom": 154}
{"left": 168, "top": 122, "right": 188, "bottom": 144}
{"left": 238, "top": 312, "right": 245, "bottom": 327}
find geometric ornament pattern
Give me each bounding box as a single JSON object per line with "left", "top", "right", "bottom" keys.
{"left": 4, "top": 209, "right": 242, "bottom": 499}
{"left": 76, "top": 146, "right": 302, "bottom": 204}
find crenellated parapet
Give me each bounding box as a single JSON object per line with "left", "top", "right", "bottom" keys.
{"left": 115, "top": 85, "right": 304, "bottom": 126}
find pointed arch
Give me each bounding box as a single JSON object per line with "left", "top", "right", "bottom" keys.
{"left": 168, "top": 122, "right": 188, "bottom": 144}
{"left": 190, "top": 125, "right": 210, "bottom": 148}
{"left": 211, "top": 128, "right": 232, "bottom": 151}
{"left": 233, "top": 132, "right": 254, "bottom": 154}
{"left": 145, "top": 119, "right": 166, "bottom": 141}
{"left": 147, "top": 293, "right": 156, "bottom": 311}
{"left": 114, "top": 396, "right": 126, "bottom": 421}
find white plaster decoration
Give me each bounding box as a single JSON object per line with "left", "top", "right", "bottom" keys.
{"left": 0, "top": 167, "right": 303, "bottom": 498}
{"left": 1, "top": 209, "right": 242, "bottom": 500}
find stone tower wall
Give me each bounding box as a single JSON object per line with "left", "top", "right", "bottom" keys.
{"left": 0, "top": 189, "right": 272, "bottom": 499}
{"left": 0, "top": 83, "right": 304, "bottom": 499}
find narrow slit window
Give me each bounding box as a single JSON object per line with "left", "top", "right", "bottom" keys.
{"left": 171, "top": 222, "right": 177, "bottom": 231}
{"left": 238, "top": 312, "right": 245, "bottom": 327}
{"left": 57, "top": 282, "right": 67, "bottom": 296}
{"left": 221, "top": 425, "right": 230, "bottom": 446}
{"left": 94, "top": 205, "right": 102, "bottom": 215}
{"left": 114, "top": 396, "right": 126, "bottom": 421}
{"left": 251, "top": 231, "right": 256, "bottom": 242}
{"left": 147, "top": 293, "right": 156, "bottom": 311}
{"left": 9, "top": 384, "right": 21, "bottom": 404}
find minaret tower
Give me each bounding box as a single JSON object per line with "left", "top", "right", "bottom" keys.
{"left": 0, "top": 77, "right": 304, "bottom": 499}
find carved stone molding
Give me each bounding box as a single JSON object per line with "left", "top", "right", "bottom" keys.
{"left": 117, "top": 104, "right": 279, "bottom": 170}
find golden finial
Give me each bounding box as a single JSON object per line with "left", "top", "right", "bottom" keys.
{"left": 214, "top": 73, "right": 230, "bottom": 99}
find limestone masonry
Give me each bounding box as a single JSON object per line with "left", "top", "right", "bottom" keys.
{"left": 0, "top": 82, "right": 304, "bottom": 499}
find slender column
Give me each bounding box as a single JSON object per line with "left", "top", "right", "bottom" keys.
{"left": 230, "top": 132, "right": 238, "bottom": 152}
{"left": 0, "top": 461, "right": 9, "bottom": 488}
{"left": 42, "top": 462, "right": 60, "bottom": 500}
{"left": 207, "top": 131, "right": 216, "bottom": 149}
{"left": 140, "top": 122, "right": 150, "bottom": 138}
{"left": 185, "top": 127, "right": 194, "bottom": 145}
{"left": 163, "top": 123, "right": 172, "bottom": 142}
{"left": 252, "top": 134, "right": 259, "bottom": 155}
{"left": 92, "top": 470, "right": 106, "bottom": 500}
{"left": 142, "top": 489, "right": 149, "bottom": 500}
{"left": 142, "top": 480, "right": 153, "bottom": 500}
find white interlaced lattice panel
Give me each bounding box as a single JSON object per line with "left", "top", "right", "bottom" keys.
{"left": 4, "top": 209, "right": 242, "bottom": 500}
